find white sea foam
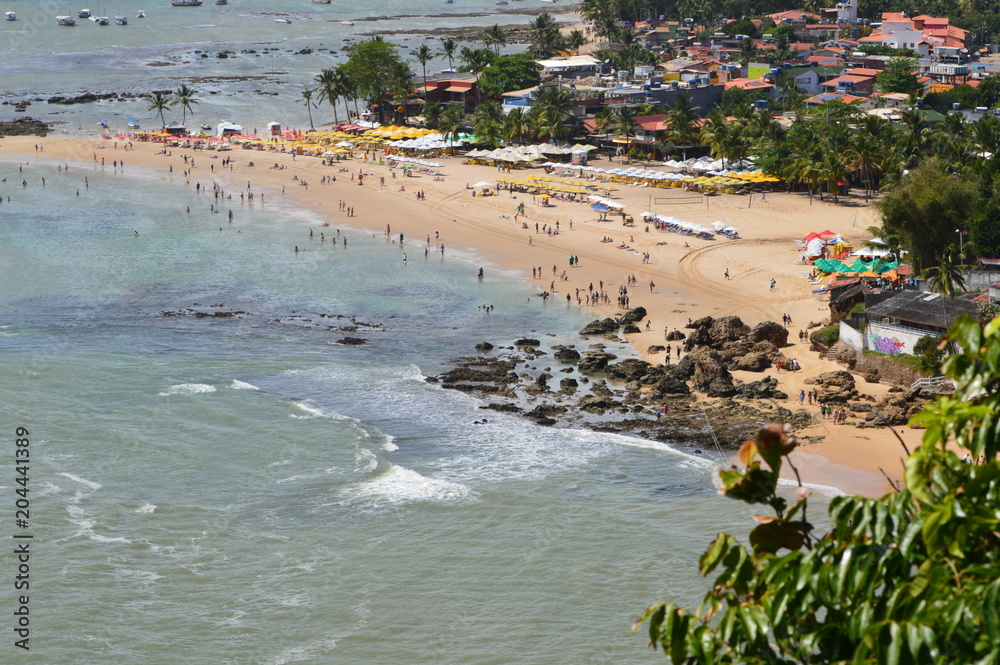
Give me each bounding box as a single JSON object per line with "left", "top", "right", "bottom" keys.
{"left": 136, "top": 503, "right": 157, "bottom": 514}
{"left": 57, "top": 472, "right": 102, "bottom": 490}
{"left": 343, "top": 464, "right": 472, "bottom": 506}
{"left": 289, "top": 399, "right": 349, "bottom": 420}
{"left": 159, "top": 383, "right": 216, "bottom": 396}
{"left": 354, "top": 448, "right": 379, "bottom": 473}
{"left": 381, "top": 435, "right": 399, "bottom": 452}
{"left": 231, "top": 379, "right": 260, "bottom": 390}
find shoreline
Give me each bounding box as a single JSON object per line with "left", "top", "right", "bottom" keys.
{"left": 0, "top": 135, "right": 914, "bottom": 497}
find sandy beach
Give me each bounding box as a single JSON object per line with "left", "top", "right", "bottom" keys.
{"left": 1, "top": 134, "right": 916, "bottom": 496}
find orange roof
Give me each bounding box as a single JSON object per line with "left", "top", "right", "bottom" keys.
{"left": 823, "top": 74, "right": 875, "bottom": 87}
{"left": 881, "top": 12, "right": 907, "bottom": 22}
{"left": 846, "top": 67, "right": 882, "bottom": 76}
{"left": 723, "top": 78, "right": 774, "bottom": 91}
{"left": 768, "top": 9, "right": 819, "bottom": 21}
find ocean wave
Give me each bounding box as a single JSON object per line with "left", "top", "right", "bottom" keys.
{"left": 136, "top": 503, "right": 157, "bottom": 514}
{"left": 56, "top": 472, "right": 103, "bottom": 490}
{"left": 231, "top": 379, "right": 260, "bottom": 390}
{"left": 381, "top": 435, "right": 399, "bottom": 452}
{"left": 289, "top": 399, "right": 350, "bottom": 420}
{"left": 354, "top": 448, "right": 379, "bottom": 473}
{"left": 159, "top": 383, "right": 217, "bottom": 396}
{"left": 342, "top": 464, "right": 472, "bottom": 507}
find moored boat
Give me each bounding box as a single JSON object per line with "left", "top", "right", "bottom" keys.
{"left": 136, "top": 10, "right": 146, "bottom": 17}
{"left": 94, "top": 15, "right": 110, "bottom": 23}
{"left": 56, "top": 16, "right": 77, "bottom": 25}
{"left": 275, "top": 16, "right": 291, "bottom": 22}
{"left": 79, "top": 8, "right": 91, "bottom": 17}
{"left": 171, "top": 0, "right": 203, "bottom": 6}
{"left": 312, "top": 0, "right": 331, "bottom": 3}
{"left": 215, "top": 0, "right": 226, "bottom": 4}
{"left": 340, "top": 20, "right": 353, "bottom": 25}
{"left": 114, "top": 15, "right": 127, "bottom": 24}
{"left": 4, "top": 11, "right": 15, "bottom": 20}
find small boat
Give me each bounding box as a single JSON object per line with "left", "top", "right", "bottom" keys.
{"left": 215, "top": 0, "right": 226, "bottom": 4}
{"left": 496, "top": 0, "right": 508, "bottom": 4}
{"left": 136, "top": 10, "right": 146, "bottom": 17}
{"left": 312, "top": 0, "right": 331, "bottom": 3}
{"left": 126, "top": 119, "right": 140, "bottom": 128}
{"left": 171, "top": 0, "right": 203, "bottom": 6}
{"left": 94, "top": 15, "right": 110, "bottom": 23}
{"left": 114, "top": 14, "right": 127, "bottom": 23}
{"left": 444, "top": 0, "right": 453, "bottom": 3}
{"left": 56, "top": 16, "right": 77, "bottom": 25}
{"left": 97, "top": 120, "right": 108, "bottom": 128}
{"left": 275, "top": 16, "right": 290, "bottom": 22}
{"left": 79, "top": 8, "right": 91, "bottom": 17}
{"left": 4, "top": 11, "right": 15, "bottom": 20}
{"left": 340, "top": 20, "right": 353, "bottom": 25}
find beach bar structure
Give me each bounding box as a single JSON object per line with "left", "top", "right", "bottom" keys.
{"left": 217, "top": 121, "right": 243, "bottom": 138}
{"left": 163, "top": 122, "right": 188, "bottom": 137}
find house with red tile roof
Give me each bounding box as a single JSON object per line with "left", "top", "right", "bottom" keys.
{"left": 822, "top": 73, "right": 877, "bottom": 95}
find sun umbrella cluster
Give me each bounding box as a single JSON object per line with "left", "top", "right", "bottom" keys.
{"left": 385, "top": 133, "right": 465, "bottom": 150}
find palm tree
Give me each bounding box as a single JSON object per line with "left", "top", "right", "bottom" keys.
{"left": 173, "top": 84, "right": 199, "bottom": 125}
{"left": 300, "top": 88, "right": 317, "bottom": 131}
{"left": 472, "top": 100, "right": 504, "bottom": 147}
{"left": 527, "top": 86, "right": 575, "bottom": 144}
{"left": 566, "top": 29, "right": 587, "bottom": 54}
{"left": 528, "top": 13, "right": 562, "bottom": 57}
{"left": 147, "top": 92, "right": 172, "bottom": 129}
{"left": 503, "top": 108, "right": 531, "bottom": 146}
{"left": 439, "top": 105, "right": 465, "bottom": 143}
{"left": 736, "top": 38, "right": 758, "bottom": 69}
{"left": 698, "top": 109, "right": 731, "bottom": 169}
{"left": 924, "top": 245, "right": 971, "bottom": 335}
{"left": 440, "top": 37, "right": 458, "bottom": 72}
{"left": 315, "top": 68, "right": 343, "bottom": 125}
{"left": 609, "top": 107, "right": 638, "bottom": 157}
{"left": 415, "top": 44, "right": 434, "bottom": 99}
{"left": 665, "top": 94, "right": 699, "bottom": 161}
{"left": 481, "top": 24, "right": 507, "bottom": 56}
{"left": 423, "top": 100, "right": 443, "bottom": 129}
{"left": 460, "top": 47, "right": 494, "bottom": 106}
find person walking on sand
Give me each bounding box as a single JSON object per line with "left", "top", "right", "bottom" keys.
{"left": 724, "top": 268, "right": 729, "bottom": 280}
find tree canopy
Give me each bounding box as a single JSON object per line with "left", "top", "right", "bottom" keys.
{"left": 876, "top": 58, "right": 922, "bottom": 96}
{"left": 477, "top": 52, "right": 541, "bottom": 97}
{"left": 638, "top": 314, "right": 1000, "bottom": 665}
{"left": 339, "top": 38, "right": 413, "bottom": 106}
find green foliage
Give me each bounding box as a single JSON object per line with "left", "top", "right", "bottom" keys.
{"left": 477, "top": 53, "right": 542, "bottom": 98}
{"left": 978, "top": 75, "right": 1000, "bottom": 109}
{"left": 876, "top": 157, "right": 981, "bottom": 272}
{"left": 856, "top": 43, "right": 917, "bottom": 57}
{"left": 339, "top": 38, "right": 413, "bottom": 106}
{"left": 921, "top": 84, "right": 981, "bottom": 113}
{"left": 913, "top": 334, "right": 945, "bottom": 375}
{"left": 721, "top": 19, "right": 760, "bottom": 39}
{"left": 638, "top": 315, "right": 1000, "bottom": 664}
{"left": 876, "top": 58, "right": 922, "bottom": 96}
{"left": 527, "top": 13, "right": 563, "bottom": 58}
{"left": 978, "top": 300, "right": 1000, "bottom": 324}
{"left": 810, "top": 324, "right": 840, "bottom": 347}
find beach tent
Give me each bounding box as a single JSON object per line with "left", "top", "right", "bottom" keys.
{"left": 472, "top": 181, "right": 493, "bottom": 188}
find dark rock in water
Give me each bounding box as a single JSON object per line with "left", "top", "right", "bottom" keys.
{"left": 481, "top": 402, "right": 521, "bottom": 412}
{"left": 731, "top": 351, "right": 772, "bottom": 372}
{"left": 750, "top": 321, "right": 790, "bottom": 347}
{"left": 580, "top": 318, "right": 619, "bottom": 336}
{"left": 619, "top": 306, "right": 647, "bottom": 323}
{"left": 559, "top": 377, "right": 578, "bottom": 391}
{"left": 578, "top": 351, "right": 616, "bottom": 375}
{"left": 650, "top": 375, "right": 691, "bottom": 396}
{"left": 534, "top": 416, "right": 557, "bottom": 426}
{"left": 527, "top": 404, "right": 566, "bottom": 418}
{"left": 337, "top": 337, "right": 367, "bottom": 345}
{"left": 553, "top": 347, "right": 581, "bottom": 362}
{"left": 475, "top": 341, "right": 494, "bottom": 352}
{"left": 736, "top": 376, "right": 787, "bottom": 399}
{"left": 425, "top": 376, "right": 440, "bottom": 383}
{"left": 579, "top": 395, "right": 621, "bottom": 412}
{"left": 439, "top": 367, "right": 518, "bottom": 384}
{"left": 605, "top": 358, "right": 653, "bottom": 383}
{"left": 621, "top": 323, "right": 641, "bottom": 334}
{"left": 589, "top": 379, "right": 613, "bottom": 396}
{"left": 295, "top": 48, "right": 313, "bottom": 54}
{"left": 514, "top": 338, "right": 540, "bottom": 347}
{"left": 0, "top": 116, "right": 50, "bottom": 136}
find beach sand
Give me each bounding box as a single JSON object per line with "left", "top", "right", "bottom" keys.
{"left": 1, "top": 135, "right": 915, "bottom": 496}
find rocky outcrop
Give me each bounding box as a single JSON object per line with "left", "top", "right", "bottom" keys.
{"left": 580, "top": 318, "right": 619, "bottom": 336}
{"left": 690, "top": 349, "right": 737, "bottom": 397}
{"left": 804, "top": 370, "right": 858, "bottom": 403}
{"left": 736, "top": 376, "right": 787, "bottom": 400}
{"left": 475, "top": 341, "right": 494, "bottom": 352}
{"left": 750, "top": 321, "right": 790, "bottom": 347}
{"left": 709, "top": 315, "right": 752, "bottom": 344}
{"left": 621, "top": 323, "right": 641, "bottom": 334}
{"left": 0, "top": 117, "right": 50, "bottom": 136}
{"left": 731, "top": 351, "right": 772, "bottom": 372}
{"left": 619, "top": 306, "right": 647, "bottom": 323}
{"left": 514, "top": 338, "right": 540, "bottom": 347}
{"left": 553, "top": 347, "right": 581, "bottom": 362}
{"left": 578, "top": 351, "right": 617, "bottom": 375}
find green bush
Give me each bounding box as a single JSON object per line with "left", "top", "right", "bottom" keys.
{"left": 810, "top": 324, "right": 839, "bottom": 347}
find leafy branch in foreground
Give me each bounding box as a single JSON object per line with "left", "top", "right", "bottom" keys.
{"left": 636, "top": 315, "right": 1000, "bottom": 664}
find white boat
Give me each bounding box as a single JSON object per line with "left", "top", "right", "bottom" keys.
{"left": 496, "top": 0, "right": 508, "bottom": 4}
{"left": 114, "top": 14, "right": 127, "bottom": 23}
{"left": 312, "top": 0, "right": 331, "bottom": 3}
{"left": 93, "top": 15, "right": 110, "bottom": 23}
{"left": 136, "top": 10, "right": 146, "bottom": 17}
{"left": 171, "top": 0, "right": 203, "bottom": 6}
{"left": 4, "top": 11, "right": 15, "bottom": 20}
{"left": 56, "top": 16, "right": 77, "bottom": 25}
{"left": 340, "top": 20, "right": 353, "bottom": 25}
{"left": 275, "top": 16, "right": 290, "bottom": 22}
{"left": 79, "top": 8, "right": 91, "bottom": 17}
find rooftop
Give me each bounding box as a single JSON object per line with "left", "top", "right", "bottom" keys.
{"left": 865, "top": 290, "right": 980, "bottom": 329}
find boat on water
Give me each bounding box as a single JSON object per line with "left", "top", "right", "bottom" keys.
{"left": 114, "top": 15, "right": 127, "bottom": 24}
{"left": 136, "top": 10, "right": 146, "bottom": 17}
{"left": 312, "top": 0, "right": 332, "bottom": 3}
{"left": 126, "top": 120, "right": 140, "bottom": 128}
{"left": 4, "top": 11, "right": 15, "bottom": 20}
{"left": 215, "top": 0, "right": 226, "bottom": 5}
{"left": 56, "top": 16, "right": 77, "bottom": 25}
{"left": 496, "top": 0, "right": 508, "bottom": 4}
{"left": 274, "top": 16, "right": 291, "bottom": 23}
{"left": 340, "top": 20, "right": 353, "bottom": 25}
{"left": 78, "top": 8, "right": 91, "bottom": 17}
{"left": 171, "top": 0, "right": 203, "bottom": 6}
{"left": 93, "top": 15, "right": 110, "bottom": 23}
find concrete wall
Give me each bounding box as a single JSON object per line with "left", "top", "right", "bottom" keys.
{"left": 964, "top": 269, "right": 1000, "bottom": 291}
{"left": 866, "top": 322, "right": 930, "bottom": 355}
{"left": 839, "top": 319, "right": 865, "bottom": 351}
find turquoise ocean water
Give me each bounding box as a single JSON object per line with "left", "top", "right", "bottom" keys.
{"left": 0, "top": 156, "right": 771, "bottom": 664}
